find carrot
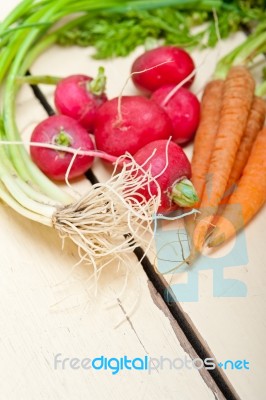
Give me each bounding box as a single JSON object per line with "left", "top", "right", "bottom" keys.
{"left": 208, "top": 126, "right": 266, "bottom": 247}
{"left": 225, "top": 96, "right": 266, "bottom": 195}
{"left": 191, "top": 79, "right": 224, "bottom": 203}
{"left": 184, "top": 80, "right": 224, "bottom": 251}
{"left": 192, "top": 66, "right": 255, "bottom": 251}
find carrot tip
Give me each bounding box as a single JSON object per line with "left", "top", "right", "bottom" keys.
{"left": 207, "top": 229, "right": 225, "bottom": 248}
{"left": 184, "top": 247, "right": 200, "bottom": 267}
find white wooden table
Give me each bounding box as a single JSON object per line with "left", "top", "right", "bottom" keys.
{"left": 1, "top": 2, "right": 265, "bottom": 399}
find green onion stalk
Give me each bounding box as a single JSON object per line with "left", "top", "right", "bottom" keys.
{"left": 213, "top": 19, "right": 266, "bottom": 87}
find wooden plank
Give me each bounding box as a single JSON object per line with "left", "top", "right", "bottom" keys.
{"left": 1, "top": 2, "right": 265, "bottom": 399}
{"left": 0, "top": 205, "right": 219, "bottom": 400}
{"left": 0, "top": 5, "right": 221, "bottom": 397}
{"left": 174, "top": 208, "right": 266, "bottom": 400}
{"left": 138, "top": 24, "right": 266, "bottom": 400}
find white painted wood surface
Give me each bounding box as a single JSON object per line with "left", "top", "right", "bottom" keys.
{"left": 0, "top": 3, "right": 218, "bottom": 400}
{"left": 0, "top": 204, "right": 219, "bottom": 400}
{"left": 178, "top": 208, "right": 266, "bottom": 400}
{"left": 1, "top": 2, "right": 266, "bottom": 399}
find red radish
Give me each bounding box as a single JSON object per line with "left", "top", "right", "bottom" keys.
{"left": 54, "top": 67, "right": 107, "bottom": 131}
{"left": 30, "top": 115, "right": 95, "bottom": 180}
{"left": 133, "top": 140, "right": 198, "bottom": 214}
{"left": 131, "top": 46, "right": 195, "bottom": 94}
{"left": 151, "top": 84, "right": 200, "bottom": 144}
{"left": 94, "top": 95, "right": 172, "bottom": 157}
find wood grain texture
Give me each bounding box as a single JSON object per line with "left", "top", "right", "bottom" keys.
{"left": 1, "top": 3, "right": 265, "bottom": 399}
{"left": 0, "top": 205, "right": 216, "bottom": 400}
{"left": 0, "top": 14, "right": 217, "bottom": 397}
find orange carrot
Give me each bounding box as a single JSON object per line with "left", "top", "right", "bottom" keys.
{"left": 225, "top": 96, "right": 266, "bottom": 195}
{"left": 191, "top": 79, "right": 224, "bottom": 203}
{"left": 208, "top": 126, "right": 266, "bottom": 247}
{"left": 192, "top": 66, "right": 255, "bottom": 251}
{"left": 184, "top": 80, "right": 224, "bottom": 250}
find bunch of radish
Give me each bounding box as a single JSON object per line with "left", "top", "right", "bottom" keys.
{"left": 30, "top": 46, "right": 200, "bottom": 215}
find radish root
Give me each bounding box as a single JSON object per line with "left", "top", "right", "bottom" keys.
{"left": 53, "top": 154, "right": 161, "bottom": 271}
{"left": 116, "top": 60, "right": 174, "bottom": 122}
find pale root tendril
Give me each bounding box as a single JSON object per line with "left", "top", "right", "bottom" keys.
{"left": 53, "top": 154, "right": 161, "bottom": 272}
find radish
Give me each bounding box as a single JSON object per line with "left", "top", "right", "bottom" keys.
{"left": 151, "top": 84, "right": 200, "bottom": 144}
{"left": 133, "top": 140, "right": 198, "bottom": 214}
{"left": 54, "top": 67, "right": 107, "bottom": 131}
{"left": 131, "top": 46, "right": 195, "bottom": 94}
{"left": 94, "top": 95, "right": 172, "bottom": 157}
{"left": 30, "top": 115, "right": 95, "bottom": 180}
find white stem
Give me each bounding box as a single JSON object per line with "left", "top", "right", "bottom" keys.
{"left": 0, "top": 181, "right": 52, "bottom": 226}
{"left": 1, "top": 173, "right": 57, "bottom": 219}
{"left": 15, "top": 178, "right": 63, "bottom": 207}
